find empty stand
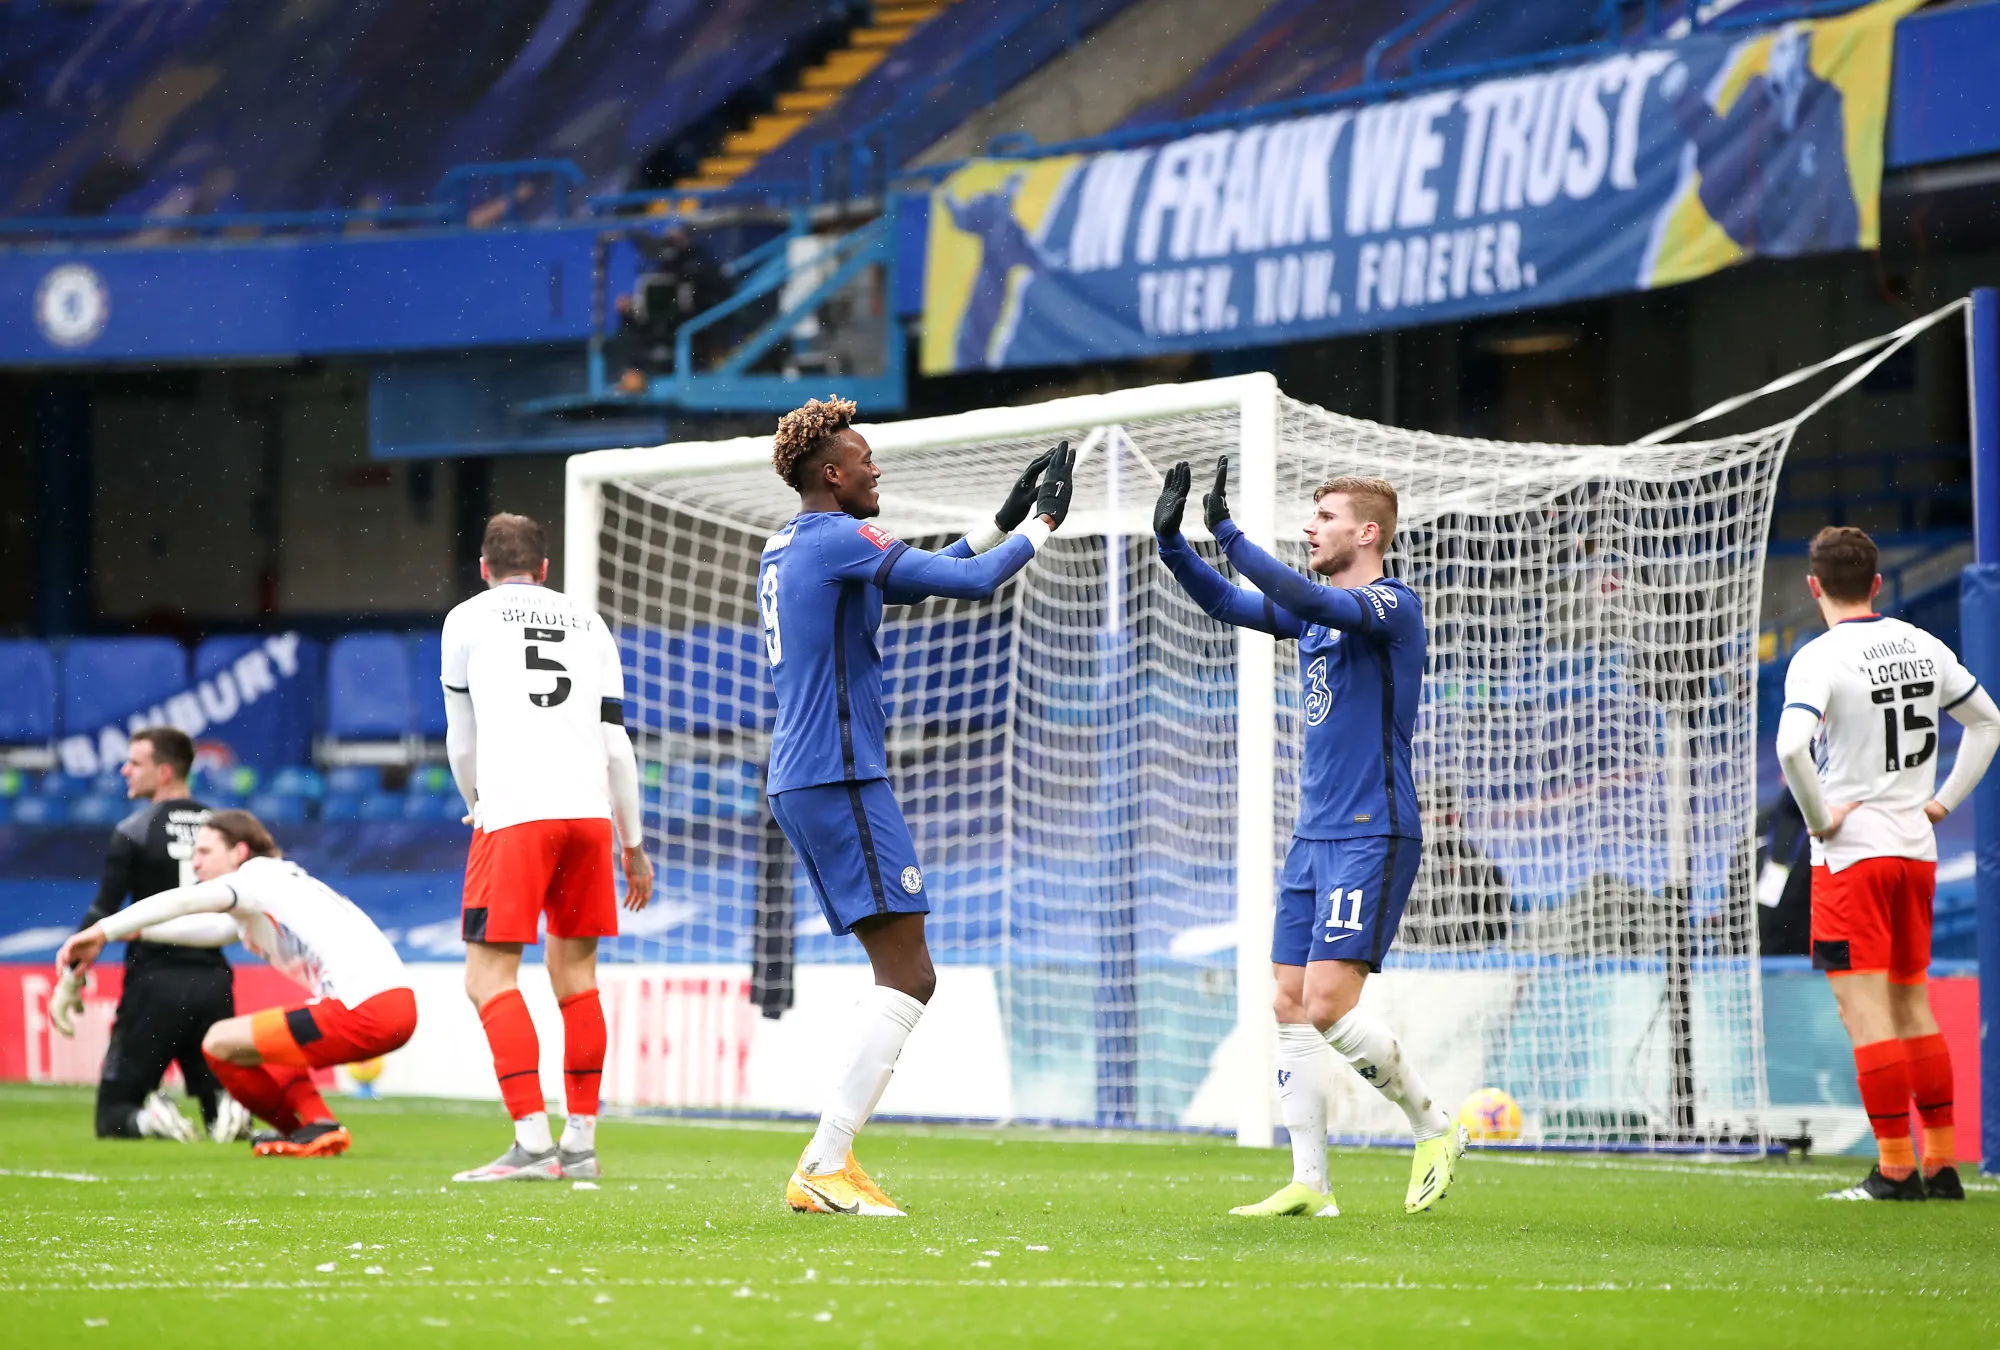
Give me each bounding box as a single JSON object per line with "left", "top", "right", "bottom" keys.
{"left": 323, "top": 634, "right": 417, "bottom": 759}
{"left": 0, "top": 641, "right": 58, "bottom": 767}
{"left": 193, "top": 635, "right": 323, "bottom": 772}
{"left": 60, "top": 638, "right": 189, "bottom": 735}
{"left": 0, "top": 0, "right": 853, "bottom": 218}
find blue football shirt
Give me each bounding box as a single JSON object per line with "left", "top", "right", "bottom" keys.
{"left": 1291, "top": 579, "right": 1424, "bottom": 840}
{"left": 759, "top": 511, "right": 1035, "bottom": 795}
{"left": 1159, "top": 528, "right": 1425, "bottom": 841}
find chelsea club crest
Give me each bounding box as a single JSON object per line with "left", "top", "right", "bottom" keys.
{"left": 900, "top": 866, "right": 923, "bottom": 894}
{"left": 36, "top": 263, "right": 109, "bottom": 349}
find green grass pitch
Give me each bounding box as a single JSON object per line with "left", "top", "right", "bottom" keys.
{"left": 2, "top": 1085, "right": 1994, "bottom": 1347}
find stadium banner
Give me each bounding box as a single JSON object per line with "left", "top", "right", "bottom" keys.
{"left": 921, "top": 0, "right": 1919, "bottom": 374}
{"left": 54, "top": 632, "right": 308, "bottom": 778}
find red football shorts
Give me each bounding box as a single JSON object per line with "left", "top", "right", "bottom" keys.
{"left": 462, "top": 816, "right": 618, "bottom": 944}
{"left": 250, "top": 987, "right": 418, "bottom": 1069}
{"left": 1809, "top": 857, "right": 1935, "bottom": 983}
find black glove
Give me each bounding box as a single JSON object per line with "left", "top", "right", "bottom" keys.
{"left": 1202, "top": 455, "right": 1232, "bottom": 534}
{"left": 994, "top": 445, "right": 1058, "bottom": 532}
{"left": 1154, "top": 461, "right": 1191, "bottom": 538}
{"left": 1033, "top": 440, "right": 1076, "bottom": 528}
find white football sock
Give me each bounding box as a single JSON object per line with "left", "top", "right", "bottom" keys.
{"left": 1276, "top": 1022, "right": 1330, "bottom": 1191}
{"left": 1325, "top": 1009, "right": 1449, "bottom": 1141}
{"left": 801, "top": 985, "right": 926, "bottom": 1174}
{"left": 514, "top": 1110, "right": 554, "bottom": 1154}
{"left": 560, "top": 1114, "right": 596, "bottom": 1153}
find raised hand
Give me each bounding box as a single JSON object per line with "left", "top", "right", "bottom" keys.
{"left": 1035, "top": 440, "right": 1077, "bottom": 529}
{"left": 1154, "top": 461, "right": 1191, "bottom": 538}
{"left": 994, "top": 445, "right": 1059, "bottom": 532}
{"left": 1202, "top": 455, "right": 1232, "bottom": 534}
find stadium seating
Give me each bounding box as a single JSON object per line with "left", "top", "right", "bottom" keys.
{"left": 0, "top": 641, "right": 58, "bottom": 758}
{"left": 60, "top": 638, "right": 189, "bottom": 735}
{"left": 742, "top": 0, "right": 1142, "bottom": 193}
{"left": 193, "top": 636, "right": 322, "bottom": 772}
{"left": 0, "top": 0, "right": 855, "bottom": 218}
{"left": 325, "top": 634, "right": 417, "bottom": 744}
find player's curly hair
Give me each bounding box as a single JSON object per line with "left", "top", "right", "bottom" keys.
{"left": 772, "top": 394, "right": 858, "bottom": 489}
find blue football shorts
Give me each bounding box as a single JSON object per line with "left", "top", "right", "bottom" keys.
{"left": 769, "top": 779, "right": 930, "bottom": 937}
{"left": 1271, "top": 834, "right": 1421, "bottom": 970}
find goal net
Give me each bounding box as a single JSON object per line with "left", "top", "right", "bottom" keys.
{"left": 568, "top": 374, "right": 1789, "bottom": 1149}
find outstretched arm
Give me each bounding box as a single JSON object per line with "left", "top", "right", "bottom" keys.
{"left": 870, "top": 442, "right": 1075, "bottom": 603}
{"left": 1157, "top": 533, "right": 1302, "bottom": 638}
{"left": 135, "top": 913, "right": 241, "bottom": 948}
{"left": 1214, "top": 520, "right": 1383, "bottom": 631}
{"left": 1198, "top": 458, "right": 1382, "bottom": 632}
{"left": 58, "top": 879, "right": 241, "bottom": 972}
{"left": 1153, "top": 462, "right": 1300, "bottom": 637}
{"left": 880, "top": 527, "right": 1044, "bottom": 602}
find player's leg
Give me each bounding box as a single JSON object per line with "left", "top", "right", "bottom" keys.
{"left": 1230, "top": 841, "right": 1338, "bottom": 1217}
{"left": 1305, "top": 838, "right": 1462, "bottom": 1214}
{"left": 456, "top": 821, "right": 563, "bottom": 1181}
{"left": 775, "top": 782, "right": 928, "bottom": 1216}
{"left": 544, "top": 818, "right": 620, "bottom": 1179}
{"left": 170, "top": 964, "right": 240, "bottom": 1139}
{"left": 95, "top": 971, "right": 197, "bottom": 1141}
{"left": 1813, "top": 859, "right": 1925, "bottom": 1200}
{"left": 1885, "top": 859, "right": 1958, "bottom": 1196}
{"left": 547, "top": 935, "right": 606, "bottom": 1178}
{"left": 202, "top": 1009, "right": 345, "bottom": 1155}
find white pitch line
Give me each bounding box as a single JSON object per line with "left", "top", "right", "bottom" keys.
{"left": 0, "top": 1273, "right": 1983, "bottom": 1300}
{"left": 0, "top": 1167, "right": 103, "bottom": 1182}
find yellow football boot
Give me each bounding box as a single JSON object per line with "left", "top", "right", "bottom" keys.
{"left": 1229, "top": 1180, "right": 1339, "bottom": 1217}
{"left": 785, "top": 1150, "right": 906, "bottom": 1216}
{"left": 1405, "top": 1123, "right": 1469, "bottom": 1213}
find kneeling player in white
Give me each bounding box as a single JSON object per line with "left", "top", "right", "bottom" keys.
{"left": 1155, "top": 462, "right": 1465, "bottom": 1216}
{"left": 57, "top": 810, "right": 417, "bottom": 1158}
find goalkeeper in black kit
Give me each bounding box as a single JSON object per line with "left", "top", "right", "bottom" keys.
{"left": 56, "top": 728, "right": 248, "bottom": 1143}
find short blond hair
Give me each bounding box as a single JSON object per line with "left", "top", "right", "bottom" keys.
{"left": 1314, "top": 476, "right": 1398, "bottom": 546}
{"left": 772, "top": 395, "right": 857, "bottom": 489}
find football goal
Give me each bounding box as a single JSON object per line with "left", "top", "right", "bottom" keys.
{"left": 563, "top": 316, "right": 1954, "bottom": 1149}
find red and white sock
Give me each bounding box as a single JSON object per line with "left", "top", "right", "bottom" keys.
{"left": 559, "top": 988, "right": 606, "bottom": 1152}
{"left": 478, "top": 988, "right": 548, "bottom": 1149}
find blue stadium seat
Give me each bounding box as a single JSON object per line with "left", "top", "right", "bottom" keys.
{"left": 266, "top": 766, "right": 326, "bottom": 800}
{"left": 246, "top": 791, "right": 308, "bottom": 826}
{"left": 0, "top": 641, "right": 57, "bottom": 745}
{"left": 11, "top": 795, "right": 67, "bottom": 826}
{"left": 60, "top": 637, "right": 188, "bottom": 736}
{"left": 325, "top": 634, "right": 415, "bottom": 741}
{"left": 69, "top": 794, "right": 129, "bottom": 826}
{"left": 407, "top": 633, "right": 448, "bottom": 739}
{"left": 326, "top": 766, "right": 383, "bottom": 795}
{"left": 193, "top": 636, "right": 323, "bottom": 772}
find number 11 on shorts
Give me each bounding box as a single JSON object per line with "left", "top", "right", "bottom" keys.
{"left": 1326, "top": 888, "right": 1364, "bottom": 932}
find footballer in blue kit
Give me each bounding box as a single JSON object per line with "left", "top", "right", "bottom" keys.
{"left": 760, "top": 395, "right": 1075, "bottom": 1217}
{"left": 1154, "top": 458, "right": 1467, "bottom": 1220}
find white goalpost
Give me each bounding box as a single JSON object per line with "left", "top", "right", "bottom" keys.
{"left": 567, "top": 370, "right": 1802, "bottom": 1151}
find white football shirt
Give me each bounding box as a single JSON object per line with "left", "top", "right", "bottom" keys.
{"left": 1782, "top": 615, "right": 1980, "bottom": 872}
{"left": 440, "top": 582, "right": 626, "bottom": 833}
{"left": 219, "top": 857, "right": 409, "bottom": 1005}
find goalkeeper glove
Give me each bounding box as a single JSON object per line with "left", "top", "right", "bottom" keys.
{"left": 1034, "top": 440, "right": 1076, "bottom": 528}
{"left": 994, "top": 445, "right": 1059, "bottom": 532}
{"left": 1153, "top": 461, "right": 1191, "bottom": 538}
{"left": 49, "top": 962, "right": 84, "bottom": 1038}
{"left": 1202, "top": 455, "right": 1232, "bottom": 534}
